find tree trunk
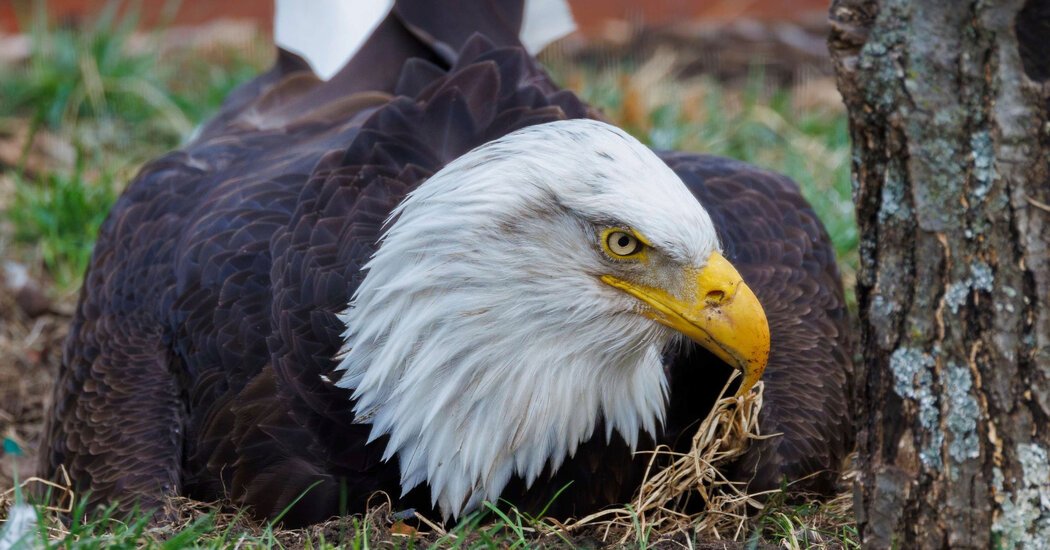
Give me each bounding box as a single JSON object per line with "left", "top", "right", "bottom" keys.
{"left": 828, "top": 0, "right": 1050, "bottom": 547}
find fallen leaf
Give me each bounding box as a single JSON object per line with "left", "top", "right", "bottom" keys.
{"left": 390, "top": 520, "right": 418, "bottom": 537}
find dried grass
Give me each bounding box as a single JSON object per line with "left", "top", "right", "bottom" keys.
{"left": 564, "top": 374, "right": 773, "bottom": 545}
{"left": 144, "top": 493, "right": 409, "bottom": 548}
{"left": 0, "top": 466, "right": 76, "bottom": 545}
{"left": 0, "top": 466, "right": 74, "bottom": 514}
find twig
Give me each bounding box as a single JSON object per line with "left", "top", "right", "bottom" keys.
{"left": 1027, "top": 194, "right": 1050, "bottom": 213}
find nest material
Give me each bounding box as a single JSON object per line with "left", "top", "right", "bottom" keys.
{"left": 3, "top": 372, "right": 858, "bottom": 547}
{"left": 0, "top": 466, "right": 74, "bottom": 546}
{"left": 567, "top": 374, "right": 771, "bottom": 543}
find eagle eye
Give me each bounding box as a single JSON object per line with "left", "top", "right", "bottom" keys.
{"left": 603, "top": 229, "right": 644, "bottom": 258}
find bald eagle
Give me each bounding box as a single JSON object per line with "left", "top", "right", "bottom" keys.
{"left": 40, "top": 0, "right": 852, "bottom": 527}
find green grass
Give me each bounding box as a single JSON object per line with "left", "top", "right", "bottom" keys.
{"left": 1, "top": 454, "right": 855, "bottom": 548}
{"left": 7, "top": 163, "right": 119, "bottom": 288}
{"left": 4, "top": 436, "right": 856, "bottom": 548}
{"left": 0, "top": 1, "right": 267, "bottom": 290}
{"left": 2, "top": 489, "right": 859, "bottom": 549}
{"left": 1, "top": 2, "right": 191, "bottom": 151}
{"left": 750, "top": 493, "right": 860, "bottom": 550}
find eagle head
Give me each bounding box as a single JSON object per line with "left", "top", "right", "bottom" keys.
{"left": 334, "top": 119, "right": 770, "bottom": 518}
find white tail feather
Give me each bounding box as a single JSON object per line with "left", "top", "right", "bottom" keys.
{"left": 274, "top": 0, "right": 576, "bottom": 81}
{"left": 521, "top": 0, "right": 576, "bottom": 54}
{"left": 274, "top": 0, "right": 394, "bottom": 80}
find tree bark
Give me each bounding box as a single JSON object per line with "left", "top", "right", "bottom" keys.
{"left": 828, "top": 0, "right": 1050, "bottom": 547}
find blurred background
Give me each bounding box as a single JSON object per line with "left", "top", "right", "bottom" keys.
{"left": 0, "top": 0, "right": 854, "bottom": 494}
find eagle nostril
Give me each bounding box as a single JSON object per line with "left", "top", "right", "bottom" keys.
{"left": 705, "top": 290, "right": 726, "bottom": 305}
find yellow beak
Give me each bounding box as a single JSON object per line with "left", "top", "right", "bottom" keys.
{"left": 601, "top": 252, "right": 770, "bottom": 395}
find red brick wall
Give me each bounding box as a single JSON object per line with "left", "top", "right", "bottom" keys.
{"left": 1, "top": 0, "right": 827, "bottom": 35}
{"left": 570, "top": 0, "right": 829, "bottom": 30}
{"left": 1, "top": 0, "right": 273, "bottom": 34}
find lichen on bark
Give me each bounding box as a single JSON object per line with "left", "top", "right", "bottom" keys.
{"left": 830, "top": 0, "right": 1050, "bottom": 546}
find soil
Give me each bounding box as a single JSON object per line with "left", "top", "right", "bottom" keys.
{"left": 0, "top": 272, "right": 68, "bottom": 493}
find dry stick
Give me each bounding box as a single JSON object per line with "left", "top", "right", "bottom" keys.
{"left": 413, "top": 511, "right": 448, "bottom": 537}
{"left": 1027, "top": 194, "right": 1050, "bottom": 213}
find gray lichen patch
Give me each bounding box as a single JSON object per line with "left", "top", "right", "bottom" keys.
{"left": 944, "top": 261, "right": 995, "bottom": 314}
{"left": 890, "top": 347, "right": 943, "bottom": 468}
{"left": 878, "top": 167, "right": 911, "bottom": 222}
{"left": 946, "top": 282, "right": 970, "bottom": 314}
{"left": 971, "top": 261, "right": 994, "bottom": 293}
{"left": 993, "top": 443, "right": 1050, "bottom": 549}
{"left": 1019, "top": 444, "right": 1050, "bottom": 490}
{"left": 944, "top": 361, "right": 980, "bottom": 466}
{"left": 970, "top": 130, "right": 996, "bottom": 199}
{"left": 857, "top": 0, "right": 910, "bottom": 113}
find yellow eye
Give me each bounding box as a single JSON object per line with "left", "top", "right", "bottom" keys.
{"left": 606, "top": 230, "right": 643, "bottom": 257}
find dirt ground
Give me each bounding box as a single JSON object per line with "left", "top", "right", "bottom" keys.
{"left": 0, "top": 266, "right": 68, "bottom": 492}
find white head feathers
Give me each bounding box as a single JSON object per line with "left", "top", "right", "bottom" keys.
{"left": 334, "top": 119, "right": 719, "bottom": 518}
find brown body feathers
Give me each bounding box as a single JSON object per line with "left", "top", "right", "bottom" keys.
{"left": 40, "top": 0, "right": 852, "bottom": 527}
